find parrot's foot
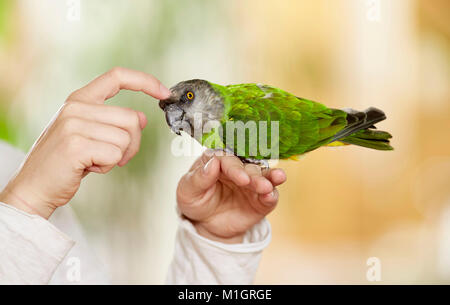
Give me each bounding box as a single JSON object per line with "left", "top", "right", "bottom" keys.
{"left": 206, "top": 148, "right": 236, "bottom": 157}
{"left": 238, "top": 157, "right": 270, "bottom": 170}
{"left": 208, "top": 148, "right": 270, "bottom": 169}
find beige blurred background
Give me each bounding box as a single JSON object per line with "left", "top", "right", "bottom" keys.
{"left": 0, "top": 0, "right": 449, "bottom": 284}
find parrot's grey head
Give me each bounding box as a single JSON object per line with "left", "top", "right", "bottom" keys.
{"left": 159, "top": 79, "right": 224, "bottom": 136}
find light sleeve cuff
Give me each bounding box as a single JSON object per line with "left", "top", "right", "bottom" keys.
{"left": 166, "top": 216, "right": 271, "bottom": 284}
{"left": 0, "top": 201, "right": 75, "bottom": 284}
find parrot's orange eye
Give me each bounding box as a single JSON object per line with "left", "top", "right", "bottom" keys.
{"left": 186, "top": 91, "right": 194, "bottom": 101}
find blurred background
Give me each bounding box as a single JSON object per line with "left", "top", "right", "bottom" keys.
{"left": 0, "top": 0, "right": 449, "bottom": 284}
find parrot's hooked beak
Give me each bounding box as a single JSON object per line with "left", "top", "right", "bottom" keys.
{"left": 159, "top": 100, "right": 191, "bottom": 136}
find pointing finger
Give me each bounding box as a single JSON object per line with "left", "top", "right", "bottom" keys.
{"left": 67, "top": 67, "right": 171, "bottom": 104}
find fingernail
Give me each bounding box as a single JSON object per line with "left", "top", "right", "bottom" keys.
{"left": 262, "top": 191, "right": 274, "bottom": 200}
{"left": 159, "top": 83, "right": 171, "bottom": 98}
{"left": 203, "top": 158, "right": 214, "bottom": 174}
{"left": 261, "top": 191, "right": 275, "bottom": 206}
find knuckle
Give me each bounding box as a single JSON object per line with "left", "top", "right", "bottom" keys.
{"left": 129, "top": 111, "right": 140, "bottom": 129}
{"left": 117, "top": 130, "right": 131, "bottom": 149}
{"left": 65, "top": 90, "right": 80, "bottom": 102}
{"left": 110, "top": 146, "right": 123, "bottom": 164}
{"left": 60, "top": 102, "right": 78, "bottom": 117}
{"left": 60, "top": 117, "right": 81, "bottom": 135}
{"left": 124, "top": 112, "right": 141, "bottom": 134}
{"left": 64, "top": 134, "right": 84, "bottom": 154}
{"left": 119, "top": 109, "right": 140, "bottom": 131}
{"left": 108, "top": 66, "right": 124, "bottom": 80}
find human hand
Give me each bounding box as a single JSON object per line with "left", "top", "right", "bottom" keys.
{"left": 177, "top": 151, "right": 287, "bottom": 244}
{"left": 0, "top": 67, "right": 171, "bottom": 219}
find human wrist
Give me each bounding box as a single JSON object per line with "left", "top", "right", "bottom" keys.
{"left": 0, "top": 186, "right": 55, "bottom": 219}
{"left": 193, "top": 222, "right": 245, "bottom": 244}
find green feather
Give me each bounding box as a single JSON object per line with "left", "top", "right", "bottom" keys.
{"left": 205, "top": 82, "right": 392, "bottom": 159}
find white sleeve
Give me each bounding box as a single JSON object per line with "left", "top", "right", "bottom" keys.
{"left": 0, "top": 140, "right": 108, "bottom": 284}
{"left": 0, "top": 202, "right": 75, "bottom": 284}
{"left": 166, "top": 217, "right": 271, "bottom": 285}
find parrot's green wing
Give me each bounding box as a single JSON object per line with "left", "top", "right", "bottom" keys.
{"left": 220, "top": 84, "right": 348, "bottom": 159}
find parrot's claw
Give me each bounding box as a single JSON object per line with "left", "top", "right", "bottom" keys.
{"left": 238, "top": 157, "right": 270, "bottom": 170}
{"left": 209, "top": 148, "right": 270, "bottom": 169}
{"left": 206, "top": 148, "right": 235, "bottom": 157}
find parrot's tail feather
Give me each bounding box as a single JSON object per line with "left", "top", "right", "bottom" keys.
{"left": 330, "top": 107, "right": 393, "bottom": 151}
{"left": 341, "top": 130, "right": 393, "bottom": 150}
{"left": 331, "top": 107, "right": 386, "bottom": 142}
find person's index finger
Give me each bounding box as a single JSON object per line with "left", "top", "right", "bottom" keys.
{"left": 67, "top": 67, "right": 171, "bottom": 104}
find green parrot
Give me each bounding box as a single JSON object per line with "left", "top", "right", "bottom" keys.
{"left": 159, "top": 80, "right": 393, "bottom": 164}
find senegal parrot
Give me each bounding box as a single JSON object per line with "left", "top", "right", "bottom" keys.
{"left": 159, "top": 80, "right": 393, "bottom": 165}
